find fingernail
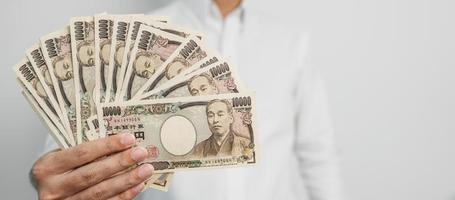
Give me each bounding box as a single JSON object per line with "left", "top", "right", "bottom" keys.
{"left": 138, "top": 164, "right": 154, "bottom": 178}
{"left": 120, "top": 134, "right": 135, "bottom": 146}
{"left": 130, "top": 147, "right": 147, "bottom": 162}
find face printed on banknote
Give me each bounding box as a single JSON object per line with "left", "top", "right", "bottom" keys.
{"left": 104, "top": 15, "right": 141, "bottom": 103}
{"left": 119, "top": 25, "right": 185, "bottom": 101}
{"left": 116, "top": 15, "right": 169, "bottom": 98}
{"left": 133, "top": 51, "right": 163, "bottom": 78}
{"left": 94, "top": 15, "right": 114, "bottom": 105}
{"left": 100, "top": 40, "right": 111, "bottom": 64}
{"left": 32, "top": 78, "right": 47, "bottom": 98}
{"left": 15, "top": 58, "right": 73, "bottom": 146}
{"left": 53, "top": 54, "right": 74, "bottom": 81}
{"left": 70, "top": 16, "right": 98, "bottom": 142}
{"left": 134, "top": 36, "right": 209, "bottom": 98}
{"left": 207, "top": 100, "right": 234, "bottom": 137}
{"left": 138, "top": 58, "right": 244, "bottom": 101}
{"left": 118, "top": 15, "right": 187, "bottom": 78}
{"left": 40, "top": 27, "right": 78, "bottom": 144}
{"left": 165, "top": 57, "right": 191, "bottom": 80}
{"left": 188, "top": 73, "right": 219, "bottom": 96}
{"left": 77, "top": 41, "right": 95, "bottom": 67}
{"left": 133, "top": 36, "right": 209, "bottom": 99}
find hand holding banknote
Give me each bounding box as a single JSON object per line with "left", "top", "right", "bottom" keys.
{"left": 31, "top": 134, "right": 154, "bottom": 200}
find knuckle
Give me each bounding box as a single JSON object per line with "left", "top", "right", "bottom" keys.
{"left": 106, "top": 137, "right": 119, "bottom": 152}
{"left": 79, "top": 170, "right": 97, "bottom": 184}
{"left": 33, "top": 152, "right": 58, "bottom": 179}
{"left": 97, "top": 164, "right": 112, "bottom": 180}
{"left": 119, "top": 151, "right": 134, "bottom": 167}
{"left": 89, "top": 189, "right": 106, "bottom": 200}
{"left": 116, "top": 157, "right": 129, "bottom": 170}
{"left": 118, "top": 192, "right": 132, "bottom": 200}
{"left": 118, "top": 192, "right": 130, "bottom": 200}
{"left": 127, "top": 171, "right": 141, "bottom": 187}
{"left": 31, "top": 162, "right": 46, "bottom": 180}
{"left": 42, "top": 151, "right": 56, "bottom": 162}
{"left": 38, "top": 189, "right": 62, "bottom": 200}
{"left": 72, "top": 148, "right": 90, "bottom": 161}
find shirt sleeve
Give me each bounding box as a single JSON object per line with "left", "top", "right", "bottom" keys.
{"left": 293, "top": 35, "right": 344, "bottom": 200}
{"left": 39, "top": 135, "right": 60, "bottom": 157}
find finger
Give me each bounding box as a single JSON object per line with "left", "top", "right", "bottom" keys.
{"left": 47, "top": 133, "right": 136, "bottom": 173}
{"left": 30, "top": 149, "right": 63, "bottom": 179}
{"left": 67, "top": 164, "right": 154, "bottom": 200}
{"left": 107, "top": 183, "right": 145, "bottom": 200}
{"left": 57, "top": 146, "right": 148, "bottom": 195}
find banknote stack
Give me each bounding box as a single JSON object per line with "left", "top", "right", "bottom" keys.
{"left": 13, "top": 14, "right": 257, "bottom": 192}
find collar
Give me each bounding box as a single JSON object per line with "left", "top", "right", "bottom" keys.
{"left": 181, "top": 0, "right": 247, "bottom": 26}
{"left": 208, "top": 131, "right": 235, "bottom": 152}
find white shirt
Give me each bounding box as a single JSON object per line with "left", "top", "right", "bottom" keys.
{"left": 43, "top": 0, "right": 343, "bottom": 199}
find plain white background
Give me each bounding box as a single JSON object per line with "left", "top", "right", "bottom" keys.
{"left": 0, "top": 0, "right": 454, "bottom": 199}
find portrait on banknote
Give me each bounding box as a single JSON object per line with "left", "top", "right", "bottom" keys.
{"left": 139, "top": 60, "right": 241, "bottom": 100}
{"left": 137, "top": 37, "right": 208, "bottom": 96}
{"left": 112, "top": 42, "right": 125, "bottom": 92}
{"left": 165, "top": 57, "right": 191, "bottom": 80}
{"left": 133, "top": 51, "right": 163, "bottom": 79}
{"left": 99, "top": 38, "right": 111, "bottom": 92}
{"left": 76, "top": 39, "right": 96, "bottom": 112}
{"left": 53, "top": 53, "right": 75, "bottom": 107}
{"left": 125, "top": 35, "right": 180, "bottom": 99}
{"left": 192, "top": 99, "right": 251, "bottom": 157}
{"left": 187, "top": 73, "right": 219, "bottom": 96}
{"left": 37, "top": 65, "right": 54, "bottom": 91}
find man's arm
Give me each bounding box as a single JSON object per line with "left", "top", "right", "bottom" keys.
{"left": 294, "top": 35, "right": 344, "bottom": 200}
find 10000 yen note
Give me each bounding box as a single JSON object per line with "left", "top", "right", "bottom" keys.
{"left": 114, "top": 15, "right": 182, "bottom": 102}
{"left": 94, "top": 14, "right": 114, "bottom": 106}
{"left": 116, "top": 15, "right": 202, "bottom": 97}
{"left": 171, "top": 54, "right": 221, "bottom": 80}
{"left": 70, "top": 16, "right": 98, "bottom": 142}
{"left": 26, "top": 43, "right": 74, "bottom": 144}
{"left": 99, "top": 93, "right": 257, "bottom": 172}
{"left": 139, "top": 59, "right": 245, "bottom": 100}
{"left": 121, "top": 16, "right": 204, "bottom": 99}
{"left": 119, "top": 25, "right": 186, "bottom": 101}
{"left": 134, "top": 36, "right": 210, "bottom": 98}
{"left": 126, "top": 15, "right": 202, "bottom": 47}
{"left": 138, "top": 59, "right": 249, "bottom": 187}
{"left": 115, "top": 15, "right": 180, "bottom": 186}
{"left": 14, "top": 59, "right": 72, "bottom": 147}
{"left": 101, "top": 15, "right": 176, "bottom": 188}
{"left": 116, "top": 16, "right": 165, "bottom": 96}
{"left": 40, "top": 26, "right": 79, "bottom": 144}
{"left": 99, "top": 16, "right": 178, "bottom": 182}
{"left": 105, "top": 14, "right": 142, "bottom": 103}
{"left": 20, "top": 85, "right": 70, "bottom": 149}
{"left": 113, "top": 15, "right": 197, "bottom": 103}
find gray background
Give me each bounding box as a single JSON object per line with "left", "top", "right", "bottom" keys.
{"left": 0, "top": 0, "right": 454, "bottom": 199}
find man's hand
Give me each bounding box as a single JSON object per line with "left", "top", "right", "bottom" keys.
{"left": 31, "top": 133, "right": 154, "bottom": 200}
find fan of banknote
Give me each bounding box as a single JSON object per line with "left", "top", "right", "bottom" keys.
{"left": 13, "top": 14, "right": 257, "bottom": 192}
